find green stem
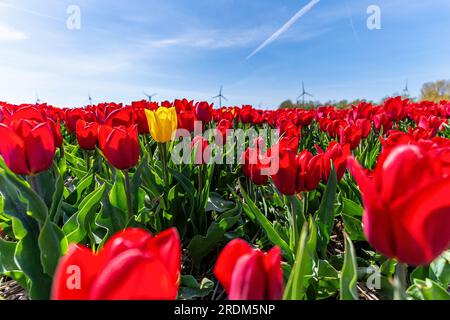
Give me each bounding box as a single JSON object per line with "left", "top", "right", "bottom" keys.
{"left": 303, "top": 192, "right": 309, "bottom": 216}
{"left": 289, "top": 195, "right": 298, "bottom": 249}
{"left": 198, "top": 165, "right": 203, "bottom": 194}
{"left": 158, "top": 143, "right": 169, "bottom": 191}
{"left": 85, "top": 151, "right": 91, "bottom": 172}
{"left": 123, "top": 169, "right": 134, "bottom": 219}
{"left": 27, "top": 175, "right": 41, "bottom": 197}
{"left": 394, "top": 262, "right": 408, "bottom": 300}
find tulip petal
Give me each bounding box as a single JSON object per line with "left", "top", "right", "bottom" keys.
{"left": 228, "top": 251, "right": 266, "bottom": 300}
{"left": 90, "top": 249, "right": 177, "bottom": 300}
{"left": 348, "top": 157, "right": 397, "bottom": 259}
{"left": 52, "top": 245, "right": 102, "bottom": 300}
{"left": 264, "top": 247, "right": 284, "bottom": 300}
{"left": 26, "top": 123, "right": 55, "bottom": 174}
{"left": 393, "top": 177, "right": 450, "bottom": 265}
{"left": 0, "top": 124, "right": 29, "bottom": 175}
{"left": 99, "top": 228, "right": 153, "bottom": 263}
{"left": 214, "top": 239, "right": 254, "bottom": 293}
{"left": 146, "top": 227, "right": 181, "bottom": 286}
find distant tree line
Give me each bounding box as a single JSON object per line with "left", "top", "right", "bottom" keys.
{"left": 279, "top": 80, "right": 450, "bottom": 109}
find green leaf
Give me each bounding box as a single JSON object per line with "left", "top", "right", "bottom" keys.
{"left": 407, "top": 278, "right": 450, "bottom": 300}
{"left": 315, "top": 166, "right": 337, "bottom": 257}
{"left": 206, "top": 192, "right": 235, "bottom": 213}
{"left": 169, "top": 168, "right": 196, "bottom": 204}
{"left": 109, "top": 171, "right": 128, "bottom": 213}
{"left": 342, "top": 198, "right": 363, "bottom": 217}
{"left": 315, "top": 260, "right": 340, "bottom": 299}
{"left": 178, "top": 276, "right": 214, "bottom": 300}
{"left": 429, "top": 250, "right": 450, "bottom": 287}
{"left": 340, "top": 232, "right": 359, "bottom": 300}
{"left": 63, "top": 184, "right": 106, "bottom": 243}
{"left": 239, "top": 182, "right": 293, "bottom": 262}
{"left": 188, "top": 203, "right": 241, "bottom": 268}
{"left": 283, "top": 216, "right": 317, "bottom": 300}
{"left": 0, "top": 238, "right": 20, "bottom": 273}
{"left": 14, "top": 232, "right": 52, "bottom": 300}
{"left": 410, "top": 251, "right": 450, "bottom": 287}
{"left": 38, "top": 218, "right": 68, "bottom": 276}
{"left": 97, "top": 183, "right": 127, "bottom": 234}
{"left": 3, "top": 169, "right": 48, "bottom": 224}
{"left": 50, "top": 165, "right": 64, "bottom": 222}
{"left": 341, "top": 197, "right": 365, "bottom": 241}
{"left": 73, "top": 172, "right": 94, "bottom": 204}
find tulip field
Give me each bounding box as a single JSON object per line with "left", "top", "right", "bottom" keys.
{"left": 0, "top": 97, "right": 449, "bottom": 301}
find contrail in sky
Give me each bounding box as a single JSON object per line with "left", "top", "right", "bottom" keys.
{"left": 247, "top": 0, "right": 321, "bottom": 59}
{"left": 0, "top": 1, "right": 63, "bottom": 22}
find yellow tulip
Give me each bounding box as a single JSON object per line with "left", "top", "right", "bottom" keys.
{"left": 145, "top": 107, "right": 178, "bottom": 143}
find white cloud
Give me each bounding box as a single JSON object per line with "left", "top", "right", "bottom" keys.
{"left": 0, "top": 23, "right": 27, "bottom": 41}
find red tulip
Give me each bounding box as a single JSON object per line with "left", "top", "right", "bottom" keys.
{"left": 135, "top": 108, "right": 150, "bottom": 134}
{"left": 0, "top": 120, "right": 55, "bottom": 175}
{"left": 195, "top": 101, "right": 213, "bottom": 123}
{"left": 271, "top": 147, "right": 322, "bottom": 195}
{"left": 98, "top": 125, "right": 139, "bottom": 170}
{"left": 297, "top": 150, "right": 322, "bottom": 192}
{"left": 384, "top": 97, "right": 405, "bottom": 121}
{"left": 105, "top": 108, "right": 135, "bottom": 128}
{"left": 178, "top": 111, "right": 196, "bottom": 132}
{"left": 190, "top": 136, "right": 210, "bottom": 165}
{"left": 64, "top": 109, "right": 95, "bottom": 133}
{"left": 214, "top": 239, "right": 283, "bottom": 300}
{"left": 47, "top": 119, "right": 63, "bottom": 148}
{"left": 271, "top": 148, "right": 298, "bottom": 195}
{"left": 76, "top": 120, "right": 100, "bottom": 151}
{"left": 242, "top": 147, "right": 270, "bottom": 186}
{"left": 316, "top": 142, "right": 350, "bottom": 182}
{"left": 339, "top": 125, "right": 362, "bottom": 150}
{"left": 348, "top": 144, "right": 450, "bottom": 266}
{"left": 52, "top": 228, "right": 181, "bottom": 300}
{"left": 216, "top": 119, "right": 232, "bottom": 143}
{"left": 239, "top": 105, "right": 255, "bottom": 124}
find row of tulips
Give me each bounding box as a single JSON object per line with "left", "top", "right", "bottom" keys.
{"left": 0, "top": 96, "right": 449, "bottom": 300}
{"left": 52, "top": 228, "right": 282, "bottom": 300}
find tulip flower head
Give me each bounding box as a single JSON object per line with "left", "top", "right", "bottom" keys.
{"left": 145, "top": 107, "right": 178, "bottom": 143}
{"left": 348, "top": 144, "right": 450, "bottom": 266}
{"left": 214, "top": 239, "right": 283, "bottom": 300}
{"left": 76, "top": 120, "right": 100, "bottom": 151}
{"left": 98, "top": 124, "right": 139, "bottom": 170}
{"left": 52, "top": 228, "right": 181, "bottom": 300}
{"left": 190, "top": 136, "right": 210, "bottom": 165}
{"left": 0, "top": 120, "right": 55, "bottom": 175}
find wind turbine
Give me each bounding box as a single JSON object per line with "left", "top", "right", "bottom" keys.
{"left": 403, "top": 79, "right": 410, "bottom": 97}
{"left": 297, "top": 81, "right": 313, "bottom": 106}
{"left": 144, "top": 92, "right": 157, "bottom": 102}
{"left": 212, "top": 86, "right": 228, "bottom": 108}
{"left": 88, "top": 92, "right": 93, "bottom": 106}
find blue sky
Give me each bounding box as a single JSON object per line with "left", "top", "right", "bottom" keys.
{"left": 0, "top": 0, "right": 449, "bottom": 109}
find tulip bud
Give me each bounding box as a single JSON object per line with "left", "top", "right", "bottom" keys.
{"left": 52, "top": 228, "right": 181, "bottom": 300}
{"left": 214, "top": 239, "right": 283, "bottom": 300}
{"left": 98, "top": 125, "right": 139, "bottom": 170}
{"left": 145, "top": 107, "right": 178, "bottom": 143}
{"left": 348, "top": 144, "right": 450, "bottom": 266}
{"left": 0, "top": 121, "right": 55, "bottom": 175}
